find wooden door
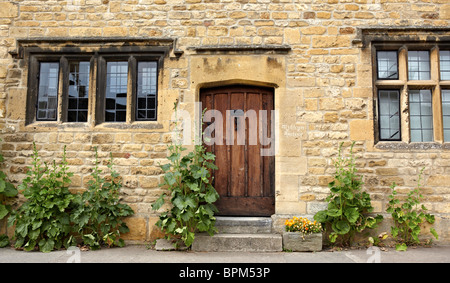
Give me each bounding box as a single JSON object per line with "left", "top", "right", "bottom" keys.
{"left": 200, "top": 85, "right": 275, "bottom": 216}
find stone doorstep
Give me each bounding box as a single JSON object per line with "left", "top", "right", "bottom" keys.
{"left": 191, "top": 233, "right": 283, "bottom": 252}
{"left": 215, "top": 216, "right": 273, "bottom": 234}
{"left": 192, "top": 217, "right": 282, "bottom": 252}
{"left": 156, "top": 217, "right": 284, "bottom": 252}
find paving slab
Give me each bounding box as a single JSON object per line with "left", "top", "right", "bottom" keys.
{"left": 1, "top": 244, "right": 449, "bottom": 263}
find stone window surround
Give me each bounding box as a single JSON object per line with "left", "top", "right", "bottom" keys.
{"left": 14, "top": 38, "right": 177, "bottom": 131}
{"left": 27, "top": 50, "right": 163, "bottom": 126}
{"left": 373, "top": 42, "right": 450, "bottom": 147}
{"left": 356, "top": 27, "right": 450, "bottom": 150}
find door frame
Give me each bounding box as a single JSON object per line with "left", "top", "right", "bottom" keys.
{"left": 189, "top": 54, "right": 288, "bottom": 218}
{"left": 198, "top": 83, "right": 277, "bottom": 216}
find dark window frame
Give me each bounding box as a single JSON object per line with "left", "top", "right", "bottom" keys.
{"left": 407, "top": 50, "right": 431, "bottom": 81}
{"left": 36, "top": 61, "right": 60, "bottom": 121}
{"left": 376, "top": 50, "right": 399, "bottom": 80}
{"left": 442, "top": 89, "right": 450, "bottom": 141}
{"left": 136, "top": 60, "right": 158, "bottom": 121}
{"left": 372, "top": 43, "right": 450, "bottom": 144}
{"left": 100, "top": 58, "right": 130, "bottom": 123}
{"left": 96, "top": 54, "right": 161, "bottom": 124}
{"left": 377, "top": 89, "right": 401, "bottom": 141}
{"left": 408, "top": 88, "right": 434, "bottom": 142}
{"left": 65, "top": 59, "right": 92, "bottom": 123}
{"left": 439, "top": 50, "right": 450, "bottom": 81}
{"left": 27, "top": 55, "right": 63, "bottom": 124}
{"left": 25, "top": 47, "right": 165, "bottom": 126}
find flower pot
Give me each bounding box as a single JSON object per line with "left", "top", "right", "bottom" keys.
{"left": 282, "top": 232, "right": 322, "bottom": 252}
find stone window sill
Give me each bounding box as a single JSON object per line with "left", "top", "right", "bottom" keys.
{"left": 375, "top": 141, "right": 450, "bottom": 150}
{"left": 24, "top": 121, "right": 164, "bottom": 131}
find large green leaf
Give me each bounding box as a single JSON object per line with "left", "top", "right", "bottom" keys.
{"left": 184, "top": 231, "right": 195, "bottom": 247}
{"left": 0, "top": 234, "right": 9, "bottom": 248}
{"left": 3, "top": 183, "right": 18, "bottom": 197}
{"left": 332, "top": 220, "right": 350, "bottom": 235}
{"left": 160, "top": 163, "right": 171, "bottom": 172}
{"left": 28, "top": 229, "right": 40, "bottom": 241}
{"left": 344, "top": 207, "right": 359, "bottom": 223}
{"left": 203, "top": 152, "right": 216, "bottom": 161}
{"left": 168, "top": 153, "right": 181, "bottom": 163}
{"left": 205, "top": 188, "right": 219, "bottom": 204}
{"left": 314, "top": 210, "right": 328, "bottom": 223}
{"left": 24, "top": 240, "right": 37, "bottom": 251}
{"left": 425, "top": 213, "right": 435, "bottom": 224}
{"left": 365, "top": 215, "right": 383, "bottom": 229}
{"left": 342, "top": 190, "right": 354, "bottom": 200}
{"left": 180, "top": 210, "right": 194, "bottom": 222}
{"left": 430, "top": 228, "right": 439, "bottom": 240}
{"left": 119, "top": 222, "right": 130, "bottom": 234}
{"left": 39, "top": 238, "right": 55, "bottom": 253}
{"left": 391, "top": 226, "right": 399, "bottom": 238}
{"left": 327, "top": 208, "right": 342, "bottom": 217}
{"left": 173, "top": 196, "right": 185, "bottom": 210}
{"left": 395, "top": 243, "right": 407, "bottom": 251}
{"left": 186, "top": 182, "right": 200, "bottom": 192}
{"left": 151, "top": 194, "right": 166, "bottom": 211}
{"left": 16, "top": 222, "right": 28, "bottom": 238}
{"left": 329, "top": 233, "right": 338, "bottom": 243}
{"left": 0, "top": 204, "right": 8, "bottom": 220}
{"left": 32, "top": 220, "right": 42, "bottom": 230}
{"left": 193, "top": 167, "right": 209, "bottom": 179}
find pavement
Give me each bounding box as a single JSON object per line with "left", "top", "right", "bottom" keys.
{"left": 1, "top": 244, "right": 450, "bottom": 263}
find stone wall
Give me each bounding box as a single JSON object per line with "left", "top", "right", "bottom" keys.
{"left": 1, "top": 0, "right": 450, "bottom": 244}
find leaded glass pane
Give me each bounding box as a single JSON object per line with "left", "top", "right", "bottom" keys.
{"left": 136, "top": 61, "right": 158, "bottom": 121}
{"left": 409, "top": 89, "right": 433, "bottom": 142}
{"left": 67, "top": 61, "right": 90, "bottom": 122}
{"left": 377, "top": 51, "right": 398, "bottom": 79}
{"left": 408, "top": 51, "right": 431, "bottom": 80}
{"left": 440, "top": 51, "right": 450, "bottom": 80}
{"left": 37, "top": 62, "right": 59, "bottom": 121}
{"left": 105, "top": 61, "right": 128, "bottom": 122}
{"left": 378, "top": 90, "right": 400, "bottom": 141}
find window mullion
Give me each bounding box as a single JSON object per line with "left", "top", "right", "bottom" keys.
{"left": 433, "top": 85, "right": 443, "bottom": 143}
{"left": 400, "top": 86, "right": 409, "bottom": 142}
{"left": 431, "top": 46, "right": 443, "bottom": 142}
{"left": 398, "top": 48, "right": 409, "bottom": 142}
{"left": 430, "top": 46, "right": 440, "bottom": 83}
{"left": 398, "top": 47, "right": 408, "bottom": 83}
{"left": 60, "top": 56, "right": 69, "bottom": 123}
{"left": 88, "top": 56, "right": 96, "bottom": 127}
{"left": 128, "top": 56, "right": 136, "bottom": 124}
{"left": 96, "top": 56, "right": 106, "bottom": 124}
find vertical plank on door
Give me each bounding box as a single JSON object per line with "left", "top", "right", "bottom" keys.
{"left": 212, "top": 92, "right": 229, "bottom": 198}
{"left": 230, "top": 91, "right": 245, "bottom": 197}
{"left": 247, "top": 91, "right": 262, "bottom": 197}
{"left": 262, "top": 91, "right": 275, "bottom": 198}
